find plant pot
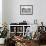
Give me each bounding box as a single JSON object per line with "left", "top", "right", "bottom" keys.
{"left": 0, "top": 38, "right": 5, "bottom": 44}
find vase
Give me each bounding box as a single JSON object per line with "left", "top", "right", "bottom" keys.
{"left": 0, "top": 38, "right": 5, "bottom": 44}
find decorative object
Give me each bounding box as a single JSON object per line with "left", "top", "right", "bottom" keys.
{"left": 26, "top": 27, "right": 32, "bottom": 40}
{"left": 34, "top": 19, "right": 37, "bottom": 24}
{"left": 20, "top": 5, "right": 33, "bottom": 15}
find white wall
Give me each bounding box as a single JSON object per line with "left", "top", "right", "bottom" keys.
{"left": 3, "top": 0, "right": 46, "bottom": 26}
{"left": 0, "top": 0, "right": 2, "bottom": 27}
{"left": 2, "top": 0, "right": 8, "bottom": 24}
{"left": 2, "top": 0, "right": 10, "bottom": 29}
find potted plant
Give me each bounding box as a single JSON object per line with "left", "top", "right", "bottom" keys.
{"left": 0, "top": 23, "right": 9, "bottom": 44}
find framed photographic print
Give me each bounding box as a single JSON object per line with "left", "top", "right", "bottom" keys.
{"left": 20, "top": 5, "right": 33, "bottom": 15}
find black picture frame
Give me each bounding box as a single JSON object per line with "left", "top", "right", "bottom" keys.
{"left": 20, "top": 5, "right": 33, "bottom": 15}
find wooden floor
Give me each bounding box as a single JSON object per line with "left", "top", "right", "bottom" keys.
{"left": 0, "top": 44, "right": 4, "bottom": 46}
{"left": 40, "top": 45, "right": 46, "bottom": 46}
{"left": 0, "top": 44, "right": 46, "bottom": 46}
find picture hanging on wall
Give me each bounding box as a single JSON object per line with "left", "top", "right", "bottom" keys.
{"left": 20, "top": 5, "right": 33, "bottom": 15}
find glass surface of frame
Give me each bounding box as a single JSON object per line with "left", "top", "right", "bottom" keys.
{"left": 20, "top": 5, "right": 33, "bottom": 15}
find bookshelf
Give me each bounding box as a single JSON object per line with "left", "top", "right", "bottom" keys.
{"left": 9, "top": 25, "right": 30, "bottom": 37}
